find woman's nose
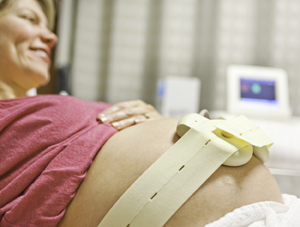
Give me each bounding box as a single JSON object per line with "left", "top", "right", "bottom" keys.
{"left": 41, "top": 29, "right": 58, "bottom": 49}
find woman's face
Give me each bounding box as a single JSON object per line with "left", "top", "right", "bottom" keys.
{"left": 0, "top": 0, "right": 57, "bottom": 91}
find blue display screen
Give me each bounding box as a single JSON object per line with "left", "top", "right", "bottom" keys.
{"left": 240, "top": 78, "right": 277, "bottom": 105}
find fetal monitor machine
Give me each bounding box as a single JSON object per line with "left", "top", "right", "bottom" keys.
{"left": 226, "top": 65, "right": 292, "bottom": 120}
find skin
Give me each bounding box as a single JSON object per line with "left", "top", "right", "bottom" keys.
{"left": 58, "top": 118, "right": 283, "bottom": 227}
{"left": 98, "top": 99, "right": 162, "bottom": 130}
{"left": 0, "top": 0, "right": 57, "bottom": 99}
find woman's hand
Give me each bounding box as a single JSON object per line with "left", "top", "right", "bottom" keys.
{"left": 97, "top": 100, "right": 162, "bottom": 130}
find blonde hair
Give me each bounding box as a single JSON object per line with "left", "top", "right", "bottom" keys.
{"left": 0, "top": 0, "right": 55, "bottom": 29}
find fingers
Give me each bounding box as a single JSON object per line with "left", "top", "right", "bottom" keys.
{"left": 98, "top": 106, "right": 153, "bottom": 123}
{"left": 97, "top": 100, "right": 162, "bottom": 130}
{"left": 98, "top": 100, "right": 156, "bottom": 123}
{"left": 110, "top": 115, "right": 148, "bottom": 130}
{"left": 99, "top": 100, "right": 144, "bottom": 116}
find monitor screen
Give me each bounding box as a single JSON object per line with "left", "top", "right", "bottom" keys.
{"left": 240, "top": 78, "right": 278, "bottom": 106}
{"left": 227, "top": 65, "right": 290, "bottom": 118}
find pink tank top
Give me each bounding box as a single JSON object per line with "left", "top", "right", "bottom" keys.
{"left": 0, "top": 95, "right": 117, "bottom": 226}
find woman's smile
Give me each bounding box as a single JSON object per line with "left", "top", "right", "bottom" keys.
{"left": 28, "top": 47, "right": 51, "bottom": 65}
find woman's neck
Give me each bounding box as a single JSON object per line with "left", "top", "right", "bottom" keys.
{"left": 0, "top": 80, "right": 27, "bottom": 99}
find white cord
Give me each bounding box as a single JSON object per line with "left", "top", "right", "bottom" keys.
{"left": 199, "top": 109, "right": 210, "bottom": 119}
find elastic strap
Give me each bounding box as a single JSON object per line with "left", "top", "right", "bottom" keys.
{"left": 98, "top": 129, "right": 245, "bottom": 226}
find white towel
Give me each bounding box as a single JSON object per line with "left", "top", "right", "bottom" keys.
{"left": 205, "top": 194, "right": 300, "bottom": 227}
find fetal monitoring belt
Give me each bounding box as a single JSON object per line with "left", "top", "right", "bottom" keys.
{"left": 98, "top": 112, "right": 273, "bottom": 227}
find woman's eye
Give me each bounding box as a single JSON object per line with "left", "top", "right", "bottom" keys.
{"left": 21, "top": 15, "right": 37, "bottom": 23}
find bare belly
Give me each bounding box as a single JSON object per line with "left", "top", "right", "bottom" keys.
{"left": 58, "top": 118, "right": 283, "bottom": 227}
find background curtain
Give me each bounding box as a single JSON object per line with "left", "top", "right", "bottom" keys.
{"left": 55, "top": 0, "right": 300, "bottom": 116}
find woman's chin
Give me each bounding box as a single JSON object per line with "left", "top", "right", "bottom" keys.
{"left": 24, "top": 73, "right": 50, "bottom": 90}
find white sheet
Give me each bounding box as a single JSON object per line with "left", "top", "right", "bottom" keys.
{"left": 205, "top": 194, "right": 300, "bottom": 227}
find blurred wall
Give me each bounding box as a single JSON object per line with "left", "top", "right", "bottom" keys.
{"left": 56, "top": 0, "right": 300, "bottom": 116}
